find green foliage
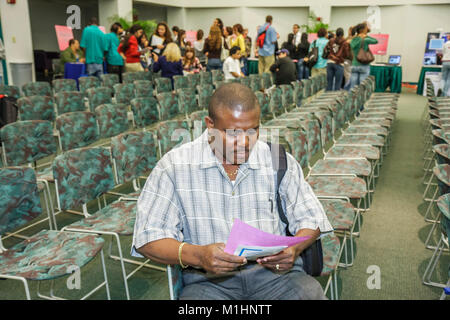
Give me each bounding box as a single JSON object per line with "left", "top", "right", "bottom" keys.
{"left": 108, "top": 11, "right": 157, "bottom": 37}
{"left": 300, "top": 11, "right": 331, "bottom": 34}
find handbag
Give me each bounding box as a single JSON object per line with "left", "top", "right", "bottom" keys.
{"left": 356, "top": 37, "right": 374, "bottom": 64}
{"left": 306, "top": 40, "right": 318, "bottom": 69}
{"left": 268, "top": 142, "right": 324, "bottom": 276}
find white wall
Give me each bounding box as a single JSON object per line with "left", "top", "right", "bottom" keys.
{"left": 134, "top": 2, "right": 167, "bottom": 22}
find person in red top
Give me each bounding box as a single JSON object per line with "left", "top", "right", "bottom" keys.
{"left": 118, "top": 24, "right": 147, "bottom": 72}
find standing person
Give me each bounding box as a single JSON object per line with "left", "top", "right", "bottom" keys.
{"left": 118, "top": 24, "right": 145, "bottom": 72}
{"left": 104, "top": 22, "right": 124, "bottom": 82}
{"left": 59, "top": 39, "right": 85, "bottom": 74}
{"left": 231, "top": 24, "right": 247, "bottom": 75}
{"left": 194, "top": 29, "right": 206, "bottom": 66}
{"left": 256, "top": 15, "right": 277, "bottom": 75}
{"left": 214, "top": 18, "right": 224, "bottom": 36}
{"left": 442, "top": 38, "right": 450, "bottom": 96}
{"left": 343, "top": 26, "right": 356, "bottom": 90}
{"left": 80, "top": 17, "right": 106, "bottom": 79}
{"left": 223, "top": 46, "right": 244, "bottom": 81}
{"left": 203, "top": 25, "right": 223, "bottom": 71}
{"left": 222, "top": 26, "right": 233, "bottom": 62}
{"left": 349, "top": 23, "right": 378, "bottom": 89}
{"left": 177, "top": 29, "right": 187, "bottom": 57}
{"left": 172, "top": 26, "right": 180, "bottom": 42}
{"left": 182, "top": 47, "right": 203, "bottom": 74}
{"left": 149, "top": 22, "right": 173, "bottom": 56}
{"left": 139, "top": 34, "right": 152, "bottom": 71}
{"left": 243, "top": 28, "right": 252, "bottom": 59}
{"left": 292, "top": 24, "right": 301, "bottom": 47}
{"left": 270, "top": 48, "right": 297, "bottom": 86}
{"left": 297, "top": 33, "right": 310, "bottom": 80}
{"left": 325, "top": 28, "right": 351, "bottom": 91}
{"left": 308, "top": 27, "right": 329, "bottom": 77}
{"left": 282, "top": 33, "right": 297, "bottom": 59}
{"left": 152, "top": 42, "right": 183, "bottom": 89}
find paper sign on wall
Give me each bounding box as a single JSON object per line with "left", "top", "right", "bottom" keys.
{"left": 98, "top": 26, "right": 106, "bottom": 33}
{"left": 185, "top": 31, "right": 197, "bottom": 45}
{"left": 308, "top": 33, "right": 318, "bottom": 43}
{"left": 368, "top": 34, "right": 389, "bottom": 55}
{"left": 55, "top": 25, "right": 74, "bottom": 51}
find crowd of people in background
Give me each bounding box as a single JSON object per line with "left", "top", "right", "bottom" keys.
{"left": 63, "top": 15, "right": 380, "bottom": 91}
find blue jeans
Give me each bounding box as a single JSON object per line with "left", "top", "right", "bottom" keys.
{"left": 297, "top": 59, "right": 309, "bottom": 80}
{"left": 350, "top": 65, "right": 371, "bottom": 89}
{"left": 207, "top": 58, "right": 222, "bottom": 71}
{"left": 241, "top": 57, "right": 248, "bottom": 76}
{"left": 326, "top": 63, "right": 344, "bottom": 91}
{"left": 443, "top": 61, "right": 450, "bottom": 97}
{"left": 86, "top": 63, "right": 103, "bottom": 79}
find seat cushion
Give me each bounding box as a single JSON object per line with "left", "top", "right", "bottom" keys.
{"left": 433, "top": 165, "right": 450, "bottom": 187}
{"left": 307, "top": 176, "right": 367, "bottom": 199}
{"left": 336, "top": 135, "right": 385, "bottom": 147}
{"left": 66, "top": 200, "right": 136, "bottom": 235}
{"left": 320, "top": 200, "right": 355, "bottom": 231}
{"left": 437, "top": 194, "right": 450, "bottom": 220}
{"left": 351, "top": 118, "right": 391, "bottom": 128}
{"left": 319, "top": 233, "right": 340, "bottom": 277}
{"left": 344, "top": 126, "right": 388, "bottom": 137}
{"left": 0, "top": 230, "right": 104, "bottom": 280}
{"left": 311, "top": 159, "right": 371, "bottom": 177}
{"left": 326, "top": 145, "right": 380, "bottom": 161}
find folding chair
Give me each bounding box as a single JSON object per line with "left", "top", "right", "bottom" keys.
{"left": 95, "top": 103, "right": 130, "bottom": 139}
{"left": 87, "top": 87, "right": 113, "bottom": 112}
{"left": 134, "top": 80, "right": 154, "bottom": 98}
{"left": 113, "top": 83, "right": 135, "bottom": 105}
{"left": 173, "top": 75, "right": 190, "bottom": 90}
{"left": 101, "top": 73, "right": 119, "bottom": 89}
{"left": 52, "top": 78, "right": 77, "bottom": 94}
{"left": 122, "top": 71, "right": 147, "bottom": 84}
{"left": 196, "top": 84, "right": 214, "bottom": 110}
{"left": 54, "top": 91, "right": 86, "bottom": 115}
{"left": 0, "top": 84, "right": 21, "bottom": 99}
{"left": 200, "top": 71, "right": 213, "bottom": 86}
{"left": 155, "top": 120, "right": 191, "bottom": 157}
{"left": 177, "top": 87, "right": 199, "bottom": 119}
{"left": 157, "top": 91, "right": 180, "bottom": 120}
{"left": 130, "top": 97, "right": 159, "bottom": 128}
{"left": 154, "top": 77, "right": 172, "bottom": 94}
{"left": 55, "top": 111, "right": 99, "bottom": 152}
{"left": 79, "top": 76, "right": 101, "bottom": 97}
{"left": 17, "top": 96, "right": 55, "bottom": 122}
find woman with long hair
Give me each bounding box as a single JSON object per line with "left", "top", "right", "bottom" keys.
{"left": 230, "top": 23, "right": 247, "bottom": 75}
{"left": 194, "top": 29, "right": 206, "bottom": 65}
{"left": 297, "top": 32, "right": 310, "bottom": 80}
{"left": 105, "top": 22, "right": 124, "bottom": 82}
{"left": 203, "top": 25, "right": 223, "bottom": 71}
{"left": 118, "top": 24, "right": 145, "bottom": 72}
{"left": 222, "top": 26, "right": 233, "bottom": 61}
{"left": 152, "top": 42, "right": 183, "bottom": 88}
{"left": 182, "top": 47, "right": 203, "bottom": 74}
{"left": 149, "top": 22, "right": 173, "bottom": 56}
{"left": 177, "top": 29, "right": 187, "bottom": 56}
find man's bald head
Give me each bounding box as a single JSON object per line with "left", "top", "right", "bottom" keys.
{"left": 208, "top": 83, "right": 260, "bottom": 121}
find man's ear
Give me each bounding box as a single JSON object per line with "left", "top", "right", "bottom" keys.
{"left": 205, "top": 116, "right": 214, "bottom": 129}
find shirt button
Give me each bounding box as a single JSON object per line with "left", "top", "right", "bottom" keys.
{"left": 232, "top": 192, "right": 235, "bottom": 196}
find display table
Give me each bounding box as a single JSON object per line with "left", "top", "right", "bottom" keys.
{"left": 248, "top": 59, "right": 259, "bottom": 75}
{"left": 369, "top": 64, "right": 402, "bottom": 93}
{"left": 416, "top": 65, "right": 442, "bottom": 95}
{"left": 64, "top": 62, "right": 86, "bottom": 89}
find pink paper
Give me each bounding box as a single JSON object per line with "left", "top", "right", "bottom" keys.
{"left": 185, "top": 30, "right": 197, "bottom": 45}
{"left": 98, "top": 26, "right": 106, "bottom": 34}
{"left": 55, "top": 25, "right": 74, "bottom": 51}
{"left": 224, "top": 218, "right": 311, "bottom": 255}
{"left": 308, "top": 33, "right": 318, "bottom": 43}
{"left": 368, "top": 34, "right": 389, "bottom": 55}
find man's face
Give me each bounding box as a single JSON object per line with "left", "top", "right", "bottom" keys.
{"left": 206, "top": 107, "right": 260, "bottom": 165}
{"left": 232, "top": 50, "right": 241, "bottom": 59}
{"left": 293, "top": 25, "right": 299, "bottom": 34}
{"left": 278, "top": 52, "right": 287, "bottom": 59}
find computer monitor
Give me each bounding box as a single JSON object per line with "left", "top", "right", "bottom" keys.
{"left": 423, "top": 52, "right": 437, "bottom": 65}
{"left": 388, "top": 55, "right": 401, "bottom": 65}
{"left": 429, "top": 38, "right": 445, "bottom": 50}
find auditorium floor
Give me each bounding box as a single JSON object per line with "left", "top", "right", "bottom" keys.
{"left": 0, "top": 88, "right": 447, "bottom": 300}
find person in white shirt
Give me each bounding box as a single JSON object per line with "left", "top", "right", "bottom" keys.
{"left": 293, "top": 24, "right": 301, "bottom": 47}
{"left": 223, "top": 46, "right": 244, "bottom": 80}
{"left": 442, "top": 39, "right": 450, "bottom": 97}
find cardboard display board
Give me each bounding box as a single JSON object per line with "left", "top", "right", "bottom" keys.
{"left": 55, "top": 25, "right": 74, "bottom": 51}
{"left": 185, "top": 31, "right": 197, "bottom": 46}
{"left": 368, "top": 34, "right": 389, "bottom": 55}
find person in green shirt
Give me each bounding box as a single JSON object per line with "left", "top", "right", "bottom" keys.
{"left": 104, "top": 22, "right": 125, "bottom": 82}
{"left": 349, "top": 22, "right": 378, "bottom": 89}
{"left": 59, "top": 39, "right": 85, "bottom": 73}
{"left": 80, "top": 17, "right": 106, "bottom": 78}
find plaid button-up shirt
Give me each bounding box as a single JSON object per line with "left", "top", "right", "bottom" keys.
{"left": 132, "top": 130, "right": 333, "bottom": 258}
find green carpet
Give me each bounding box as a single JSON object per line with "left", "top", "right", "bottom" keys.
{"left": 0, "top": 88, "right": 448, "bottom": 300}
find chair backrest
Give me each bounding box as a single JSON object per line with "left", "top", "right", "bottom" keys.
{"left": 156, "top": 120, "right": 191, "bottom": 156}
{"left": 249, "top": 74, "right": 262, "bottom": 92}
{"left": 433, "top": 144, "right": 450, "bottom": 165}
{"left": 187, "top": 73, "right": 201, "bottom": 89}
{"left": 200, "top": 71, "right": 213, "bottom": 85}
{"left": 173, "top": 75, "right": 190, "bottom": 91}
{"left": 55, "top": 91, "right": 85, "bottom": 115}
{"left": 261, "top": 72, "right": 272, "bottom": 89}
{"left": 177, "top": 88, "right": 199, "bottom": 117}
{"left": 214, "top": 80, "right": 226, "bottom": 89}
{"left": 52, "top": 147, "right": 115, "bottom": 210}
{"left": 55, "top": 111, "right": 99, "bottom": 152}
{"left": 143, "top": 70, "right": 153, "bottom": 82}
{"left": 291, "top": 81, "right": 304, "bottom": 107}
{"left": 101, "top": 73, "right": 120, "bottom": 89}
{"left": 79, "top": 76, "right": 100, "bottom": 95}
{"left": 22, "top": 81, "right": 52, "bottom": 97}
{"left": 269, "top": 87, "right": 283, "bottom": 116}
{"left": 433, "top": 164, "right": 450, "bottom": 195}
{"left": 238, "top": 77, "right": 251, "bottom": 88}
{"left": 1, "top": 120, "right": 56, "bottom": 166}
{"left": 0, "top": 167, "right": 42, "bottom": 236}
{"left": 255, "top": 91, "right": 271, "bottom": 121}
{"left": 196, "top": 84, "right": 214, "bottom": 109}
{"left": 279, "top": 84, "right": 294, "bottom": 112}
{"left": 122, "top": 71, "right": 146, "bottom": 84}
{"left": 114, "top": 83, "right": 135, "bottom": 105}
{"left": 17, "top": 95, "right": 55, "bottom": 121}
{"left": 190, "top": 110, "right": 209, "bottom": 139}
{"left": 155, "top": 77, "right": 172, "bottom": 94}
{"left": 111, "top": 131, "right": 158, "bottom": 184}
{"left": 130, "top": 97, "right": 159, "bottom": 128}
{"left": 95, "top": 103, "right": 129, "bottom": 138}
{"left": 157, "top": 92, "right": 179, "bottom": 120}
{"left": 87, "top": 86, "right": 113, "bottom": 112}
{"left": 211, "top": 70, "right": 223, "bottom": 84}
{"left": 52, "top": 79, "right": 77, "bottom": 93}
{"left": 167, "top": 265, "right": 183, "bottom": 300}
{"left": 134, "top": 80, "right": 154, "bottom": 98}
{"left": 0, "top": 85, "right": 21, "bottom": 99}
{"left": 302, "top": 79, "right": 312, "bottom": 98}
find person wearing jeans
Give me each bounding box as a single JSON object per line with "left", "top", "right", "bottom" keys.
{"left": 80, "top": 17, "right": 106, "bottom": 79}
{"left": 296, "top": 33, "right": 310, "bottom": 80}
{"left": 349, "top": 65, "right": 371, "bottom": 89}
{"left": 326, "top": 28, "right": 351, "bottom": 91}
{"left": 203, "top": 25, "right": 223, "bottom": 71}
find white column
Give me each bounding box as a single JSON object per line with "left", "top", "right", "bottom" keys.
{"left": 0, "top": 0, "right": 35, "bottom": 85}
{"left": 98, "top": 0, "right": 133, "bottom": 30}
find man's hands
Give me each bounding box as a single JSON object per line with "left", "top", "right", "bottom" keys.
{"left": 256, "top": 246, "right": 299, "bottom": 272}
{"left": 199, "top": 243, "right": 247, "bottom": 275}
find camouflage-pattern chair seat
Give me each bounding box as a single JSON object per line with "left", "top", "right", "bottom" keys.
{"left": 319, "top": 233, "right": 340, "bottom": 277}
{"left": 17, "top": 96, "right": 55, "bottom": 121}
{"left": 437, "top": 193, "right": 450, "bottom": 221}
{"left": 431, "top": 129, "right": 450, "bottom": 145}
{"left": 358, "top": 112, "right": 395, "bottom": 121}
{"left": 238, "top": 77, "right": 251, "bottom": 88}
{"left": 336, "top": 135, "right": 385, "bottom": 148}
{"left": 430, "top": 119, "right": 450, "bottom": 131}
{"left": 173, "top": 75, "right": 190, "bottom": 90}
{"left": 79, "top": 76, "right": 100, "bottom": 96}
{"left": 114, "top": 83, "right": 135, "bottom": 105}
{"left": 95, "top": 103, "right": 129, "bottom": 138}
{"left": 134, "top": 80, "right": 154, "bottom": 98}
{"left": 122, "top": 71, "right": 146, "bottom": 84}
{"left": 307, "top": 175, "right": 367, "bottom": 199}
{"left": 261, "top": 72, "right": 272, "bottom": 89}
{"left": 311, "top": 159, "right": 372, "bottom": 177}
{"left": 190, "top": 110, "right": 209, "bottom": 138}
{"left": 0, "top": 229, "right": 104, "bottom": 281}
{"left": 433, "top": 164, "right": 450, "bottom": 192}
{"left": 177, "top": 88, "right": 199, "bottom": 117}
{"left": 55, "top": 111, "right": 99, "bottom": 152}
{"left": 87, "top": 87, "right": 113, "bottom": 112}
{"left": 350, "top": 118, "right": 392, "bottom": 130}
{"left": 279, "top": 84, "right": 294, "bottom": 112}
{"left": 268, "top": 87, "right": 283, "bottom": 117}
{"left": 55, "top": 91, "right": 86, "bottom": 115}
{"left": 320, "top": 199, "right": 355, "bottom": 231}
{"left": 157, "top": 92, "right": 179, "bottom": 120}
{"left": 249, "top": 75, "right": 262, "bottom": 92}
{"left": 155, "top": 77, "right": 172, "bottom": 94}
{"left": 344, "top": 126, "right": 388, "bottom": 137}
{"left": 196, "top": 84, "right": 214, "bottom": 109}
{"left": 65, "top": 200, "right": 136, "bottom": 236}
{"left": 187, "top": 73, "right": 201, "bottom": 89}
{"left": 211, "top": 70, "right": 223, "bottom": 84}
{"left": 22, "top": 81, "right": 52, "bottom": 97}
{"left": 52, "top": 79, "right": 77, "bottom": 93}
{"left": 0, "top": 84, "right": 21, "bottom": 99}
{"left": 156, "top": 120, "right": 191, "bottom": 156}
{"left": 200, "top": 71, "right": 213, "bottom": 85}
{"left": 363, "top": 106, "right": 397, "bottom": 114}
{"left": 255, "top": 92, "right": 271, "bottom": 122}
{"left": 433, "top": 144, "right": 450, "bottom": 165}
{"left": 101, "top": 73, "right": 120, "bottom": 88}
{"left": 291, "top": 81, "right": 304, "bottom": 107}
{"left": 130, "top": 97, "right": 159, "bottom": 128}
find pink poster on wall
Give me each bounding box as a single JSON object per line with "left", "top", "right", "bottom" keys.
{"left": 55, "top": 25, "right": 74, "bottom": 51}
{"left": 98, "top": 26, "right": 106, "bottom": 33}
{"left": 308, "top": 33, "right": 318, "bottom": 43}
{"left": 185, "top": 31, "right": 197, "bottom": 46}
{"left": 368, "top": 34, "right": 389, "bottom": 55}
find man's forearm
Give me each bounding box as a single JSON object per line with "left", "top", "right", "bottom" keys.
{"left": 293, "top": 227, "right": 321, "bottom": 257}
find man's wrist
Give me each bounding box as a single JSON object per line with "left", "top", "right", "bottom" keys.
{"left": 182, "top": 243, "right": 204, "bottom": 269}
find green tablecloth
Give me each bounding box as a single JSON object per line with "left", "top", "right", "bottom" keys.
{"left": 369, "top": 65, "right": 402, "bottom": 93}
{"left": 248, "top": 59, "right": 259, "bottom": 75}
{"left": 416, "top": 66, "right": 442, "bottom": 95}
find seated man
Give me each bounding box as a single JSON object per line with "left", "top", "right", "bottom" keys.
{"left": 270, "top": 48, "right": 297, "bottom": 86}
{"left": 223, "top": 46, "right": 245, "bottom": 81}
{"left": 59, "top": 39, "right": 85, "bottom": 73}
{"left": 132, "top": 83, "right": 332, "bottom": 300}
